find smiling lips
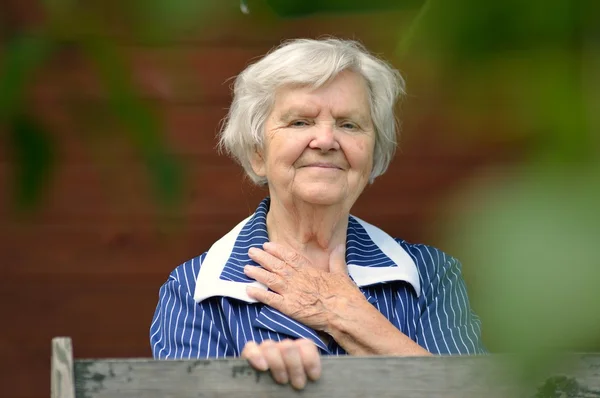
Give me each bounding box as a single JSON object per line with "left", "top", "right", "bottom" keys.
{"left": 301, "top": 162, "right": 343, "bottom": 170}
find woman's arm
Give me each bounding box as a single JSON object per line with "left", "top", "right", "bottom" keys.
{"left": 150, "top": 274, "right": 235, "bottom": 359}
{"left": 326, "top": 250, "right": 485, "bottom": 355}
{"left": 323, "top": 292, "right": 431, "bottom": 356}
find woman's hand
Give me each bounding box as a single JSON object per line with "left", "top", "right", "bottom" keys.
{"left": 244, "top": 242, "right": 367, "bottom": 333}
{"left": 244, "top": 241, "right": 432, "bottom": 357}
{"left": 241, "top": 338, "right": 321, "bottom": 390}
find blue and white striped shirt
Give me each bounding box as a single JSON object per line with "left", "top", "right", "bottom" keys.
{"left": 150, "top": 198, "right": 485, "bottom": 358}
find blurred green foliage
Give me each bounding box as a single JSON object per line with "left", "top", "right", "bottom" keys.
{"left": 264, "top": 0, "right": 422, "bottom": 17}
{"left": 407, "top": 0, "right": 600, "bottom": 383}
{"left": 8, "top": 113, "right": 56, "bottom": 210}
{"left": 0, "top": 0, "right": 214, "bottom": 212}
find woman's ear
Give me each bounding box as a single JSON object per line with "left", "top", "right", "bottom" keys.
{"left": 249, "top": 148, "right": 266, "bottom": 178}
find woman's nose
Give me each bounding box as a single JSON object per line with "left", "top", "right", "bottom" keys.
{"left": 308, "top": 124, "right": 340, "bottom": 152}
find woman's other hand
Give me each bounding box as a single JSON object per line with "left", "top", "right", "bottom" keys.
{"left": 244, "top": 242, "right": 367, "bottom": 332}
{"left": 241, "top": 338, "right": 321, "bottom": 390}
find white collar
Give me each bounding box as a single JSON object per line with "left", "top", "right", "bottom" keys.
{"left": 194, "top": 203, "right": 421, "bottom": 304}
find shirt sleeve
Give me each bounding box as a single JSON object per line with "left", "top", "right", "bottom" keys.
{"left": 150, "top": 276, "right": 236, "bottom": 359}
{"left": 416, "top": 254, "right": 487, "bottom": 355}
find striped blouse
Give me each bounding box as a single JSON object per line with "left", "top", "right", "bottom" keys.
{"left": 150, "top": 198, "right": 486, "bottom": 358}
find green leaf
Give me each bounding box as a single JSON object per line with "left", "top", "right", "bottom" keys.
{"left": 42, "top": 0, "right": 77, "bottom": 17}
{"left": 446, "top": 159, "right": 600, "bottom": 355}
{"left": 145, "top": 149, "right": 184, "bottom": 207}
{"left": 81, "top": 38, "right": 183, "bottom": 207}
{"left": 8, "top": 114, "right": 56, "bottom": 211}
{"left": 413, "top": 0, "right": 584, "bottom": 60}
{"left": 265, "top": 0, "right": 422, "bottom": 17}
{"left": 126, "top": 0, "right": 213, "bottom": 41}
{"left": 0, "top": 34, "right": 54, "bottom": 122}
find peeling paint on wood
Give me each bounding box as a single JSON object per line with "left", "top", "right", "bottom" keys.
{"left": 533, "top": 375, "right": 600, "bottom": 397}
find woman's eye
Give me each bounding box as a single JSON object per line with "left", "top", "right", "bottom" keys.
{"left": 340, "top": 122, "right": 358, "bottom": 130}
{"left": 290, "top": 120, "right": 309, "bottom": 127}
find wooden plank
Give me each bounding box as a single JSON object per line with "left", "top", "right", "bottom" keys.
{"left": 0, "top": 207, "right": 432, "bottom": 275}
{"left": 0, "top": 205, "right": 431, "bottom": 276}
{"left": 71, "top": 354, "right": 600, "bottom": 398}
{"left": 0, "top": 103, "right": 231, "bottom": 163}
{"left": 0, "top": 349, "right": 50, "bottom": 398}
{"left": 1, "top": 275, "right": 158, "bottom": 371}
{"left": 0, "top": 163, "right": 267, "bottom": 229}
{"left": 30, "top": 47, "right": 268, "bottom": 104}
{"left": 51, "top": 337, "right": 75, "bottom": 398}
{"left": 0, "top": 190, "right": 443, "bottom": 274}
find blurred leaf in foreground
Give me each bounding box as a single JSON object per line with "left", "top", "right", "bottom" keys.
{"left": 0, "top": 34, "right": 54, "bottom": 121}
{"left": 446, "top": 159, "right": 600, "bottom": 355}
{"left": 82, "top": 38, "right": 183, "bottom": 208}
{"left": 127, "top": 0, "right": 215, "bottom": 41}
{"left": 405, "top": 0, "right": 585, "bottom": 60}
{"left": 7, "top": 114, "right": 56, "bottom": 212}
{"left": 0, "top": 34, "right": 56, "bottom": 211}
{"left": 265, "top": 0, "right": 422, "bottom": 17}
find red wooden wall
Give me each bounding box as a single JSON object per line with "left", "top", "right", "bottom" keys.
{"left": 0, "top": 3, "right": 521, "bottom": 397}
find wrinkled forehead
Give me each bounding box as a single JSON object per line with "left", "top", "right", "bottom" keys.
{"left": 270, "top": 71, "right": 373, "bottom": 120}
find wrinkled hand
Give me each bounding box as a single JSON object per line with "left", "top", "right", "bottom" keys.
{"left": 244, "top": 242, "right": 366, "bottom": 332}
{"left": 241, "top": 339, "right": 321, "bottom": 390}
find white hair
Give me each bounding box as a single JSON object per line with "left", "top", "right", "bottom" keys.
{"left": 218, "top": 38, "right": 405, "bottom": 185}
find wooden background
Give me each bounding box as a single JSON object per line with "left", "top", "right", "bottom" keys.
{"left": 1, "top": 3, "right": 523, "bottom": 397}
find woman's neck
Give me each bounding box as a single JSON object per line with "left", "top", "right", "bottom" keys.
{"left": 265, "top": 197, "right": 349, "bottom": 272}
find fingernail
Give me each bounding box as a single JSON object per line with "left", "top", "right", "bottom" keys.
{"left": 263, "top": 242, "right": 272, "bottom": 249}
{"left": 276, "top": 371, "right": 289, "bottom": 384}
{"left": 308, "top": 365, "right": 321, "bottom": 380}
{"left": 292, "top": 375, "right": 306, "bottom": 389}
{"left": 255, "top": 356, "right": 268, "bottom": 370}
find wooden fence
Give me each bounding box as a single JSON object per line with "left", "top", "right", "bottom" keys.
{"left": 51, "top": 337, "right": 600, "bottom": 398}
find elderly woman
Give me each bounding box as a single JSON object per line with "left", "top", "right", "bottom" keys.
{"left": 150, "top": 38, "right": 485, "bottom": 389}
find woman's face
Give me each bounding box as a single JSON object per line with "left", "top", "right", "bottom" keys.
{"left": 251, "top": 70, "right": 375, "bottom": 209}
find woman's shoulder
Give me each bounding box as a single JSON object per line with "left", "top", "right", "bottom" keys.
{"left": 163, "top": 252, "right": 208, "bottom": 296}
{"left": 393, "top": 238, "right": 463, "bottom": 282}
{"left": 394, "top": 238, "right": 454, "bottom": 261}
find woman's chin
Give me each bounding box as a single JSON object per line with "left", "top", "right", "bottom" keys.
{"left": 292, "top": 187, "right": 346, "bottom": 207}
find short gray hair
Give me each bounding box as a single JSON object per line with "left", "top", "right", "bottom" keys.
{"left": 218, "top": 38, "right": 405, "bottom": 185}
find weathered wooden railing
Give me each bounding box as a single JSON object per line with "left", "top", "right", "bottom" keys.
{"left": 51, "top": 337, "right": 600, "bottom": 397}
